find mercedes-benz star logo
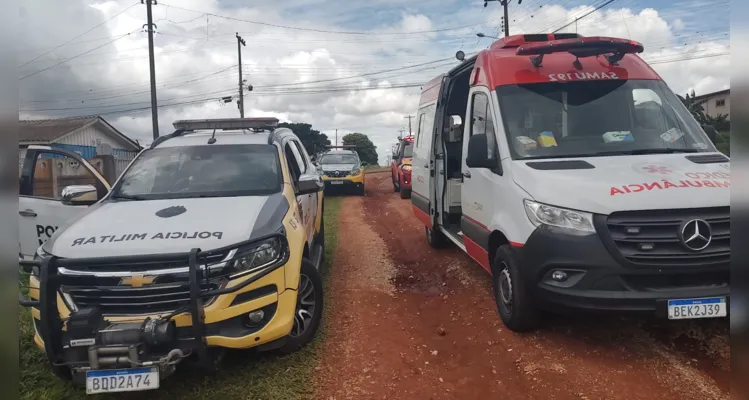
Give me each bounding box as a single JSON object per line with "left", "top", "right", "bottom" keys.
{"left": 680, "top": 219, "right": 712, "bottom": 251}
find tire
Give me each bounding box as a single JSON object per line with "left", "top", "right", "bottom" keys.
{"left": 392, "top": 172, "right": 400, "bottom": 192}
{"left": 316, "top": 213, "right": 325, "bottom": 264}
{"left": 278, "top": 259, "right": 323, "bottom": 354}
{"left": 492, "top": 244, "right": 539, "bottom": 332}
{"left": 400, "top": 188, "right": 411, "bottom": 199}
{"left": 425, "top": 225, "right": 448, "bottom": 249}
{"left": 359, "top": 186, "right": 366, "bottom": 196}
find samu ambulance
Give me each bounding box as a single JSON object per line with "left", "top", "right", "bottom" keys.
{"left": 19, "top": 118, "right": 326, "bottom": 393}
{"left": 410, "top": 34, "right": 730, "bottom": 332}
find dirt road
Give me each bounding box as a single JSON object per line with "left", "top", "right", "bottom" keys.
{"left": 314, "top": 171, "right": 729, "bottom": 400}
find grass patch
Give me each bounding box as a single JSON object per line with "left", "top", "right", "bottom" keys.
{"left": 19, "top": 197, "right": 344, "bottom": 400}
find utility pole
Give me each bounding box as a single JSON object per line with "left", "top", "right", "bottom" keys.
{"left": 484, "top": 0, "right": 522, "bottom": 37}
{"left": 335, "top": 129, "right": 338, "bottom": 146}
{"left": 142, "top": 0, "right": 159, "bottom": 139}
{"left": 236, "top": 33, "right": 247, "bottom": 118}
{"left": 404, "top": 115, "right": 414, "bottom": 136}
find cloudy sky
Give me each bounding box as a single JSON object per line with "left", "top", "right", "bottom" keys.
{"left": 18, "top": 0, "right": 730, "bottom": 165}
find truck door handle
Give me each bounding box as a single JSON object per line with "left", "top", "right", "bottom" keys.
{"left": 19, "top": 209, "right": 37, "bottom": 217}
{"left": 462, "top": 171, "right": 471, "bottom": 179}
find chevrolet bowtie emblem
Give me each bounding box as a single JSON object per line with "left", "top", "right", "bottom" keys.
{"left": 120, "top": 274, "right": 155, "bottom": 288}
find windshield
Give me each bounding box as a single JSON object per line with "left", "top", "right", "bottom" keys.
{"left": 111, "top": 144, "right": 282, "bottom": 199}
{"left": 319, "top": 153, "right": 359, "bottom": 164}
{"left": 497, "top": 79, "right": 716, "bottom": 160}
{"left": 403, "top": 144, "right": 413, "bottom": 158}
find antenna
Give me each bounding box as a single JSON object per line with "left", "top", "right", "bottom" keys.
{"left": 207, "top": 129, "right": 217, "bottom": 144}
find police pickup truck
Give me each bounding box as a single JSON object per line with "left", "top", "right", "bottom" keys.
{"left": 19, "top": 118, "right": 326, "bottom": 394}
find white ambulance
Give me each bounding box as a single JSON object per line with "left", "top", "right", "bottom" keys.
{"left": 410, "top": 34, "right": 730, "bottom": 332}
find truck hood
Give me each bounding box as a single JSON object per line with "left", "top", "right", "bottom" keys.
{"left": 45, "top": 194, "right": 288, "bottom": 258}
{"left": 511, "top": 153, "right": 730, "bottom": 215}
{"left": 320, "top": 163, "right": 357, "bottom": 172}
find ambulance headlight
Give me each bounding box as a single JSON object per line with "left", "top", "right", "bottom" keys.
{"left": 523, "top": 200, "right": 595, "bottom": 234}
{"left": 228, "top": 237, "right": 287, "bottom": 278}
{"left": 401, "top": 165, "right": 412, "bottom": 172}
{"left": 350, "top": 167, "right": 361, "bottom": 176}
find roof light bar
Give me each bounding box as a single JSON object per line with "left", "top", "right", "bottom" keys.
{"left": 172, "top": 117, "right": 279, "bottom": 131}
{"left": 516, "top": 36, "right": 644, "bottom": 68}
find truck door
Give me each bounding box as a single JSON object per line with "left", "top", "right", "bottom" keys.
{"left": 18, "top": 146, "right": 110, "bottom": 260}
{"left": 411, "top": 103, "right": 437, "bottom": 226}
{"left": 460, "top": 88, "right": 501, "bottom": 270}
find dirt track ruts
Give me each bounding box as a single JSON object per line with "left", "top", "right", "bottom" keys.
{"left": 313, "top": 171, "right": 729, "bottom": 400}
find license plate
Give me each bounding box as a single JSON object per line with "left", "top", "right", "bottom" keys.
{"left": 86, "top": 367, "right": 159, "bottom": 394}
{"left": 330, "top": 181, "right": 344, "bottom": 185}
{"left": 667, "top": 297, "right": 727, "bottom": 320}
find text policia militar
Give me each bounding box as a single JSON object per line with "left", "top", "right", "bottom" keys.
{"left": 71, "top": 231, "right": 224, "bottom": 246}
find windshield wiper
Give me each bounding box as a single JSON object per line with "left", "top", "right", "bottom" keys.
{"left": 594, "top": 148, "right": 699, "bottom": 156}
{"left": 110, "top": 194, "right": 147, "bottom": 201}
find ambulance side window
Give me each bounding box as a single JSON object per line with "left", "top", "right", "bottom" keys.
{"left": 415, "top": 113, "right": 426, "bottom": 148}
{"left": 470, "top": 92, "right": 499, "bottom": 161}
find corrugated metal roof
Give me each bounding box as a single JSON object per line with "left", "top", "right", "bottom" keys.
{"left": 19, "top": 116, "right": 98, "bottom": 143}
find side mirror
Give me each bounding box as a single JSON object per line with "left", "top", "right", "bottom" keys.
{"left": 702, "top": 124, "right": 718, "bottom": 144}
{"left": 465, "top": 134, "right": 494, "bottom": 169}
{"left": 61, "top": 184, "right": 98, "bottom": 206}
{"left": 296, "top": 174, "right": 324, "bottom": 195}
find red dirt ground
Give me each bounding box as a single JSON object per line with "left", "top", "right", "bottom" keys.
{"left": 314, "top": 171, "right": 729, "bottom": 400}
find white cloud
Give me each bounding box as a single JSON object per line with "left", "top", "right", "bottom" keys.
{"left": 19, "top": 1, "right": 729, "bottom": 166}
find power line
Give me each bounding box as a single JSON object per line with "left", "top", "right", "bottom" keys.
{"left": 547, "top": 0, "right": 617, "bottom": 33}
{"left": 19, "top": 31, "right": 137, "bottom": 80}
{"left": 159, "top": 2, "right": 498, "bottom": 36}
{"left": 20, "top": 2, "right": 139, "bottom": 67}
{"left": 647, "top": 51, "right": 729, "bottom": 64}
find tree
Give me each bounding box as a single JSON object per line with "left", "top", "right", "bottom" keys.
{"left": 341, "top": 133, "right": 378, "bottom": 166}
{"left": 677, "top": 91, "right": 730, "bottom": 131}
{"left": 278, "top": 122, "right": 330, "bottom": 157}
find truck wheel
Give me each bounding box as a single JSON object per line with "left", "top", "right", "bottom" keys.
{"left": 400, "top": 188, "right": 411, "bottom": 199}
{"left": 492, "top": 245, "right": 539, "bottom": 332}
{"left": 279, "top": 259, "right": 323, "bottom": 354}
{"left": 392, "top": 174, "right": 400, "bottom": 192}
{"left": 425, "top": 225, "right": 447, "bottom": 249}
{"left": 315, "top": 214, "right": 325, "bottom": 264}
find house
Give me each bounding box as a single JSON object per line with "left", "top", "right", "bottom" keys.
{"left": 694, "top": 89, "right": 730, "bottom": 120}
{"left": 19, "top": 116, "right": 141, "bottom": 178}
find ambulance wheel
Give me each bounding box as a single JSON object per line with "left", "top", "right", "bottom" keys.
{"left": 393, "top": 174, "right": 400, "bottom": 192}
{"left": 279, "top": 259, "right": 323, "bottom": 354}
{"left": 425, "top": 225, "right": 447, "bottom": 249}
{"left": 400, "top": 188, "right": 411, "bottom": 199}
{"left": 492, "top": 245, "right": 539, "bottom": 333}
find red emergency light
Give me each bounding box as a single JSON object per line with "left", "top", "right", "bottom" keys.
{"left": 516, "top": 36, "right": 644, "bottom": 68}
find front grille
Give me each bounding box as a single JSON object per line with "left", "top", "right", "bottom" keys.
{"left": 59, "top": 251, "right": 231, "bottom": 315}
{"left": 324, "top": 170, "right": 348, "bottom": 178}
{"left": 604, "top": 207, "right": 730, "bottom": 267}
{"left": 64, "top": 282, "right": 219, "bottom": 315}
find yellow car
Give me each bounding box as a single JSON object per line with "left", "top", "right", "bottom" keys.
{"left": 19, "top": 118, "right": 326, "bottom": 393}
{"left": 317, "top": 147, "right": 365, "bottom": 195}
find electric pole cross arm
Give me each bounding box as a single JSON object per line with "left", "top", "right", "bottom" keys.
{"left": 483, "top": 0, "right": 522, "bottom": 37}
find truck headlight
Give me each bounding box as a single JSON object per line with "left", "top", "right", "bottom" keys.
{"left": 228, "top": 237, "right": 287, "bottom": 278}
{"left": 350, "top": 167, "right": 362, "bottom": 176}
{"left": 523, "top": 200, "right": 595, "bottom": 234}
{"left": 401, "top": 165, "right": 412, "bottom": 172}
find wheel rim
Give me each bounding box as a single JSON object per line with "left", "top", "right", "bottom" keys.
{"left": 498, "top": 261, "right": 513, "bottom": 313}
{"left": 290, "top": 274, "right": 316, "bottom": 337}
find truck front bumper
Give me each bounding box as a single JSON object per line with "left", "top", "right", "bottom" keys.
{"left": 23, "top": 233, "right": 297, "bottom": 383}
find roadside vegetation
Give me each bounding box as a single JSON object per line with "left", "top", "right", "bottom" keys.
{"left": 19, "top": 197, "right": 344, "bottom": 400}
